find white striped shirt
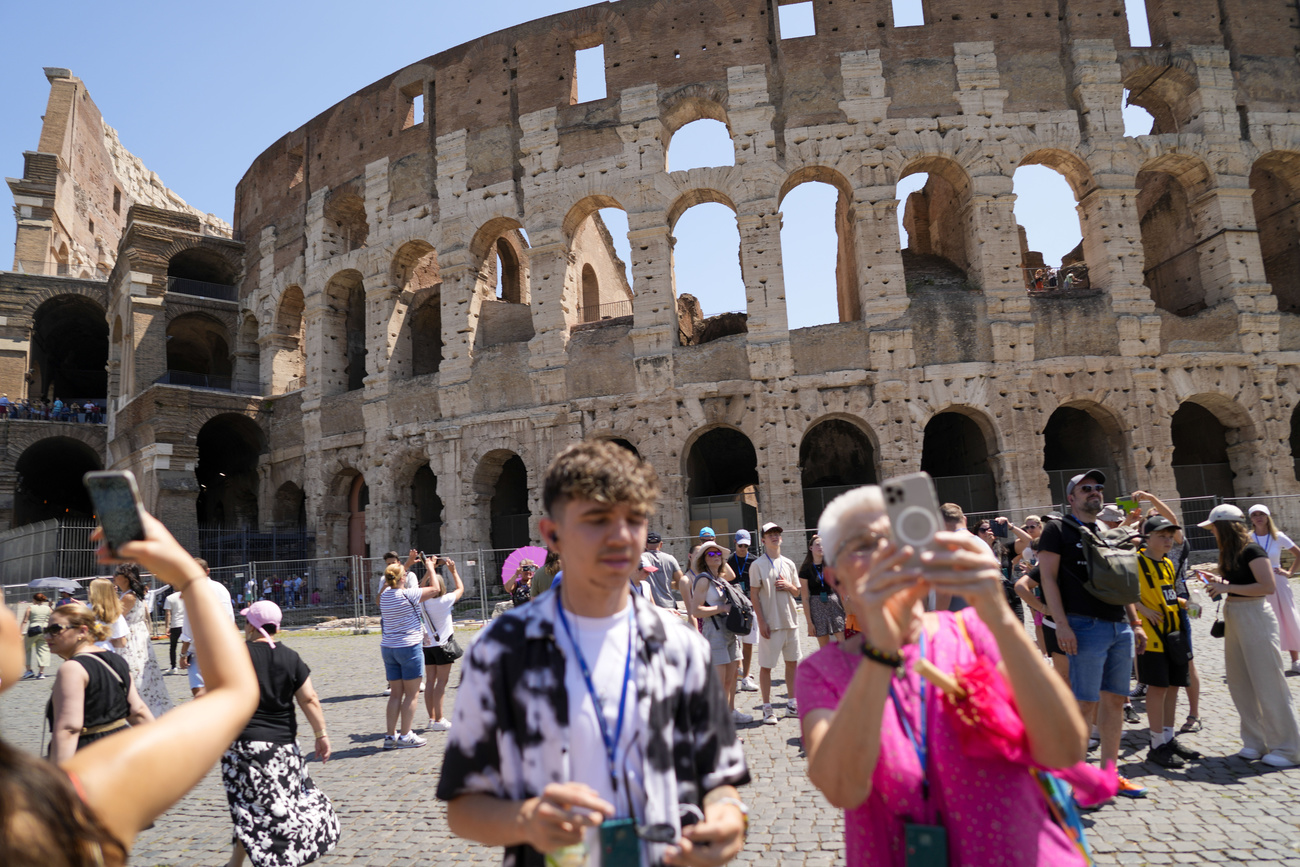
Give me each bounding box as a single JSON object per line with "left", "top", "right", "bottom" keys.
{"left": 379, "top": 587, "right": 425, "bottom": 648}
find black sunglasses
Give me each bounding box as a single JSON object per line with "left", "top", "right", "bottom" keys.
{"left": 43, "top": 623, "right": 71, "bottom": 636}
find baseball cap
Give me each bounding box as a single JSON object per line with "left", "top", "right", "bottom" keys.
{"left": 761, "top": 521, "right": 783, "bottom": 535}
{"left": 646, "top": 532, "right": 662, "bottom": 543}
{"left": 1198, "top": 503, "right": 1246, "bottom": 528}
{"left": 638, "top": 553, "right": 659, "bottom": 572}
{"left": 240, "top": 600, "right": 282, "bottom": 648}
{"left": 1143, "top": 515, "right": 1181, "bottom": 534}
{"left": 1248, "top": 503, "right": 1271, "bottom": 517}
{"left": 59, "top": 588, "right": 74, "bottom": 595}
{"left": 699, "top": 527, "right": 716, "bottom": 539}
{"left": 1097, "top": 504, "right": 1126, "bottom": 524}
{"left": 1065, "top": 470, "right": 1106, "bottom": 498}
{"left": 734, "top": 529, "right": 751, "bottom": 546}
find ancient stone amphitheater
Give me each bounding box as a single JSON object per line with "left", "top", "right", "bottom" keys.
{"left": 6, "top": 0, "right": 1300, "bottom": 569}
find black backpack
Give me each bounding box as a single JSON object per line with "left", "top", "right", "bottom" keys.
{"left": 1055, "top": 517, "right": 1142, "bottom": 606}
{"left": 705, "top": 574, "right": 754, "bottom": 635}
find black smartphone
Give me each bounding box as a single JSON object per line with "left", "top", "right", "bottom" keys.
{"left": 992, "top": 521, "right": 1009, "bottom": 538}
{"left": 83, "top": 470, "right": 147, "bottom": 554}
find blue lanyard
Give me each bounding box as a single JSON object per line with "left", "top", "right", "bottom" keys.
{"left": 554, "top": 588, "right": 636, "bottom": 794}
{"left": 887, "top": 632, "right": 929, "bottom": 801}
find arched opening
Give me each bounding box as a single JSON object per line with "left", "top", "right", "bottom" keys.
{"left": 921, "top": 411, "right": 997, "bottom": 514}
{"left": 167, "top": 248, "right": 238, "bottom": 300}
{"left": 487, "top": 454, "right": 530, "bottom": 552}
{"left": 1137, "top": 166, "right": 1207, "bottom": 316}
{"left": 667, "top": 118, "right": 735, "bottom": 172}
{"left": 1122, "top": 65, "right": 1198, "bottom": 136}
{"left": 14, "top": 437, "right": 101, "bottom": 526}
{"left": 412, "top": 465, "right": 443, "bottom": 553}
{"left": 1122, "top": 90, "right": 1156, "bottom": 137}
{"left": 472, "top": 223, "right": 533, "bottom": 347}
{"left": 780, "top": 174, "right": 860, "bottom": 328}
{"left": 566, "top": 202, "right": 634, "bottom": 325}
{"left": 1171, "top": 402, "right": 1237, "bottom": 500}
{"left": 348, "top": 473, "right": 368, "bottom": 557}
{"left": 272, "top": 482, "right": 306, "bottom": 529}
{"left": 610, "top": 438, "right": 639, "bottom": 457}
{"left": 321, "top": 270, "right": 367, "bottom": 396}
{"left": 494, "top": 238, "right": 525, "bottom": 304}
{"left": 29, "top": 295, "right": 108, "bottom": 401}
{"left": 195, "top": 413, "right": 265, "bottom": 529}
{"left": 322, "top": 193, "right": 369, "bottom": 256}
{"left": 672, "top": 200, "right": 747, "bottom": 344}
{"left": 1042, "top": 406, "right": 1123, "bottom": 504}
{"left": 272, "top": 286, "right": 305, "bottom": 393}
{"left": 1250, "top": 152, "right": 1300, "bottom": 314}
{"left": 1012, "top": 165, "right": 1085, "bottom": 291}
{"left": 686, "top": 427, "right": 759, "bottom": 540}
{"left": 389, "top": 242, "right": 443, "bottom": 379}
{"left": 800, "top": 419, "right": 877, "bottom": 530}
{"left": 898, "top": 161, "right": 972, "bottom": 291}
{"left": 581, "top": 264, "right": 601, "bottom": 322}
{"left": 166, "top": 313, "right": 232, "bottom": 386}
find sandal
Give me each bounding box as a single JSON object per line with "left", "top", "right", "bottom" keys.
{"left": 1179, "top": 715, "right": 1202, "bottom": 734}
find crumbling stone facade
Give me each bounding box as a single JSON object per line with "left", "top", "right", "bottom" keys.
{"left": 9, "top": 0, "right": 1300, "bottom": 560}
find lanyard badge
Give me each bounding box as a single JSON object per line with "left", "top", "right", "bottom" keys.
{"left": 888, "top": 632, "right": 948, "bottom": 865}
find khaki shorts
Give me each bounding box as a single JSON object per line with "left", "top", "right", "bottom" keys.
{"left": 740, "top": 616, "right": 759, "bottom": 645}
{"left": 757, "top": 626, "right": 803, "bottom": 669}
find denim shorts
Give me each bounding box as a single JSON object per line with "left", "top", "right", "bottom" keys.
{"left": 381, "top": 643, "right": 425, "bottom": 682}
{"left": 1065, "top": 614, "right": 1133, "bottom": 702}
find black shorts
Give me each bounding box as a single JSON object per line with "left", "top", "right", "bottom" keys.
{"left": 1136, "top": 649, "right": 1190, "bottom": 689}
{"left": 422, "top": 643, "right": 460, "bottom": 667}
{"left": 1042, "top": 621, "right": 1062, "bottom": 656}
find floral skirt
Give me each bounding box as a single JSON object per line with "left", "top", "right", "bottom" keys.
{"left": 808, "top": 593, "right": 847, "bottom": 637}
{"left": 221, "top": 740, "right": 340, "bottom": 867}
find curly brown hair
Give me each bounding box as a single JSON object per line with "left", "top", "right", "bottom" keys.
{"left": 542, "top": 440, "right": 659, "bottom": 517}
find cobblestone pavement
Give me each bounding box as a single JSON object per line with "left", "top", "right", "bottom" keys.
{"left": 3, "top": 609, "right": 1299, "bottom": 866}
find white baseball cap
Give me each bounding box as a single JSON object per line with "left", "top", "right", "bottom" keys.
{"left": 1197, "top": 504, "right": 1246, "bottom": 528}
{"left": 1248, "top": 503, "right": 1271, "bottom": 517}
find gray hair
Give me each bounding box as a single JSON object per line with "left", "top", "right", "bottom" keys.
{"left": 818, "top": 486, "right": 885, "bottom": 567}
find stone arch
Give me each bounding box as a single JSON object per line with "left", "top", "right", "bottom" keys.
{"left": 195, "top": 413, "right": 266, "bottom": 529}
{"left": 1040, "top": 399, "right": 1131, "bottom": 503}
{"left": 13, "top": 435, "right": 102, "bottom": 526}
{"left": 165, "top": 245, "right": 241, "bottom": 298}
{"left": 667, "top": 188, "right": 739, "bottom": 232}
{"left": 19, "top": 282, "right": 108, "bottom": 321}
{"left": 470, "top": 217, "right": 531, "bottom": 305}
{"left": 799, "top": 415, "right": 879, "bottom": 530}
{"left": 1250, "top": 150, "right": 1300, "bottom": 313}
{"left": 683, "top": 424, "right": 760, "bottom": 538}
{"left": 271, "top": 284, "right": 305, "bottom": 393}
{"left": 319, "top": 269, "right": 368, "bottom": 396}
{"left": 779, "top": 166, "right": 861, "bottom": 324}
{"left": 1136, "top": 152, "right": 1216, "bottom": 316}
{"left": 29, "top": 293, "right": 109, "bottom": 401}
{"left": 895, "top": 155, "right": 975, "bottom": 287}
{"left": 587, "top": 432, "right": 642, "bottom": 458}
{"left": 272, "top": 481, "right": 307, "bottom": 528}
{"left": 389, "top": 241, "right": 442, "bottom": 380}
{"left": 564, "top": 195, "right": 633, "bottom": 326}
{"left": 472, "top": 448, "right": 532, "bottom": 553}
{"left": 1120, "top": 60, "right": 1201, "bottom": 136}
{"left": 562, "top": 194, "right": 626, "bottom": 240}
{"left": 5, "top": 423, "right": 105, "bottom": 461}
{"left": 166, "top": 312, "right": 232, "bottom": 383}
{"left": 661, "top": 85, "right": 730, "bottom": 141}
{"left": 919, "top": 405, "right": 1001, "bottom": 514}
{"left": 322, "top": 192, "right": 369, "bottom": 256}
{"left": 1017, "top": 148, "right": 1098, "bottom": 202}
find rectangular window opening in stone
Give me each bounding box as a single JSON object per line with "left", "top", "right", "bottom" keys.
{"left": 778, "top": 1, "right": 816, "bottom": 39}
{"left": 112, "top": 188, "right": 121, "bottom": 213}
{"left": 287, "top": 147, "right": 304, "bottom": 189}
{"left": 404, "top": 93, "right": 425, "bottom": 129}
{"left": 573, "top": 44, "right": 607, "bottom": 103}
{"left": 1124, "top": 0, "right": 1151, "bottom": 47}
{"left": 891, "top": 0, "right": 924, "bottom": 27}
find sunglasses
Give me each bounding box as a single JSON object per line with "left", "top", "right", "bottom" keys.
{"left": 1074, "top": 484, "right": 1104, "bottom": 493}
{"left": 43, "top": 623, "right": 72, "bottom": 636}
{"left": 706, "top": 551, "right": 723, "bottom": 557}
{"left": 977, "top": 526, "right": 992, "bottom": 533}
{"left": 1024, "top": 522, "right": 1041, "bottom": 529}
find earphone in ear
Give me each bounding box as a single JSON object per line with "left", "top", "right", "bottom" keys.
{"left": 550, "top": 533, "right": 559, "bottom": 544}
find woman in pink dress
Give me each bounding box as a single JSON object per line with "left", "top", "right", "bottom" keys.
{"left": 1247, "top": 504, "right": 1300, "bottom": 675}
{"left": 796, "top": 486, "right": 1089, "bottom": 867}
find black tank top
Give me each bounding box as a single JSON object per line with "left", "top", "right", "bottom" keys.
{"left": 46, "top": 651, "right": 132, "bottom": 739}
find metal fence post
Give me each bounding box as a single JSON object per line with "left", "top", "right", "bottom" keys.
{"left": 478, "top": 549, "right": 488, "bottom": 621}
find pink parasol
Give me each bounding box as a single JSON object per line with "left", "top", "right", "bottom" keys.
{"left": 501, "top": 545, "right": 549, "bottom": 586}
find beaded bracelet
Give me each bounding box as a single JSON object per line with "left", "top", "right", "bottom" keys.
{"left": 859, "top": 640, "right": 903, "bottom": 671}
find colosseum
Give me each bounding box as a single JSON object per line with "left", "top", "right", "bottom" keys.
{"left": 4, "top": 0, "right": 1300, "bottom": 585}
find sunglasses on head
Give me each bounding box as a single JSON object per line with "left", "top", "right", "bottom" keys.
{"left": 1075, "top": 484, "right": 1104, "bottom": 493}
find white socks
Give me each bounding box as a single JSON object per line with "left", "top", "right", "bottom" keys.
{"left": 1150, "top": 730, "right": 1167, "bottom": 747}
{"left": 1164, "top": 726, "right": 1175, "bottom": 742}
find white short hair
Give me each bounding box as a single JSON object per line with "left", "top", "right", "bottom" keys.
{"left": 818, "top": 486, "right": 885, "bottom": 567}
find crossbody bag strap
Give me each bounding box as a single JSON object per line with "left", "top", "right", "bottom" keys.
{"left": 78, "top": 651, "right": 125, "bottom": 687}
{"left": 407, "top": 591, "right": 438, "bottom": 643}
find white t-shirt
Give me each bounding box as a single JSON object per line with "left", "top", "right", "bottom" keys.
{"left": 179, "top": 578, "right": 236, "bottom": 644}
{"left": 1251, "top": 532, "right": 1296, "bottom": 571}
{"left": 558, "top": 602, "right": 644, "bottom": 867}
{"left": 422, "top": 593, "right": 458, "bottom": 646}
{"left": 163, "top": 592, "right": 186, "bottom": 630}
{"left": 751, "top": 554, "right": 800, "bottom": 629}
{"left": 96, "top": 615, "right": 130, "bottom": 652}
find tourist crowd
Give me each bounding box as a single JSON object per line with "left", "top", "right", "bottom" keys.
{"left": 3, "top": 440, "right": 1299, "bottom": 867}
{"left": 0, "top": 395, "right": 104, "bottom": 423}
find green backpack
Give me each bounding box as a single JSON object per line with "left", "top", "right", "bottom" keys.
{"left": 1065, "top": 518, "right": 1142, "bottom": 606}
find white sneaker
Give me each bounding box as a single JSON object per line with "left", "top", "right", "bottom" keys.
{"left": 761, "top": 704, "right": 778, "bottom": 725}
{"left": 419, "top": 681, "right": 426, "bottom": 693}
{"left": 430, "top": 719, "right": 452, "bottom": 732}
{"left": 731, "top": 709, "right": 753, "bottom": 725}
{"left": 384, "top": 687, "right": 391, "bottom": 696}
{"left": 1237, "top": 747, "right": 1263, "bottom": 760}
{"left": 738, "top": 676, "right": 759, "bottom": 692}
{"left": 1288, "top": 662, "right": 1300, "bottom": 676}
{"left": 786, "top": 699, "right": 799, "bottom": 717}
{"left": 1260, "top": 751, "right": 1297, "bottom": 768}
{"left": 396, "top": 732, "right": 428, "bottom": 748}
{"left": 382, "top": 735, "right": 397, "bottom": 750}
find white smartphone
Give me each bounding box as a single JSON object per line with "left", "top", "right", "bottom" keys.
{"left": 83, "top": 470, "right": 147, "bottom": 554}
{"left": 882, "top": 472, "right": 943, "bottom": 558}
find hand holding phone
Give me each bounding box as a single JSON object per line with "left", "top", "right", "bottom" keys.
{"left": 883, "top": 473, "right": 942, "bottom": 561}
{"left": 83, "top": 471, "right": 147, "bottom": 555}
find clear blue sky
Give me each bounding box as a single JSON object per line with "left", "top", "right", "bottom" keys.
{"left": 2, "top": 0, "right": 1153, "bottom": 329}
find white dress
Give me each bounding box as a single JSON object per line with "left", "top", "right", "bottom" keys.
{"left": 121, "top": 594, "right": 174, "bottom": 717}
{"left": 1254, "top": 532, "right": 1300, "bottom": 654}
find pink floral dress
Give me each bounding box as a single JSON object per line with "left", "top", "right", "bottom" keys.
{"left": 795, "top": 609, "right": 1085, "bottom": 867}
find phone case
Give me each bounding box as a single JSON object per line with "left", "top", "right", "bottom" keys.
{"left": 883, "top": 472, "right": 943, "bottom": 552}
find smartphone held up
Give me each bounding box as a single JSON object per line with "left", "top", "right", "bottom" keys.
{"left": 83, "top": 470, "right": 147, "bottom": 555}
